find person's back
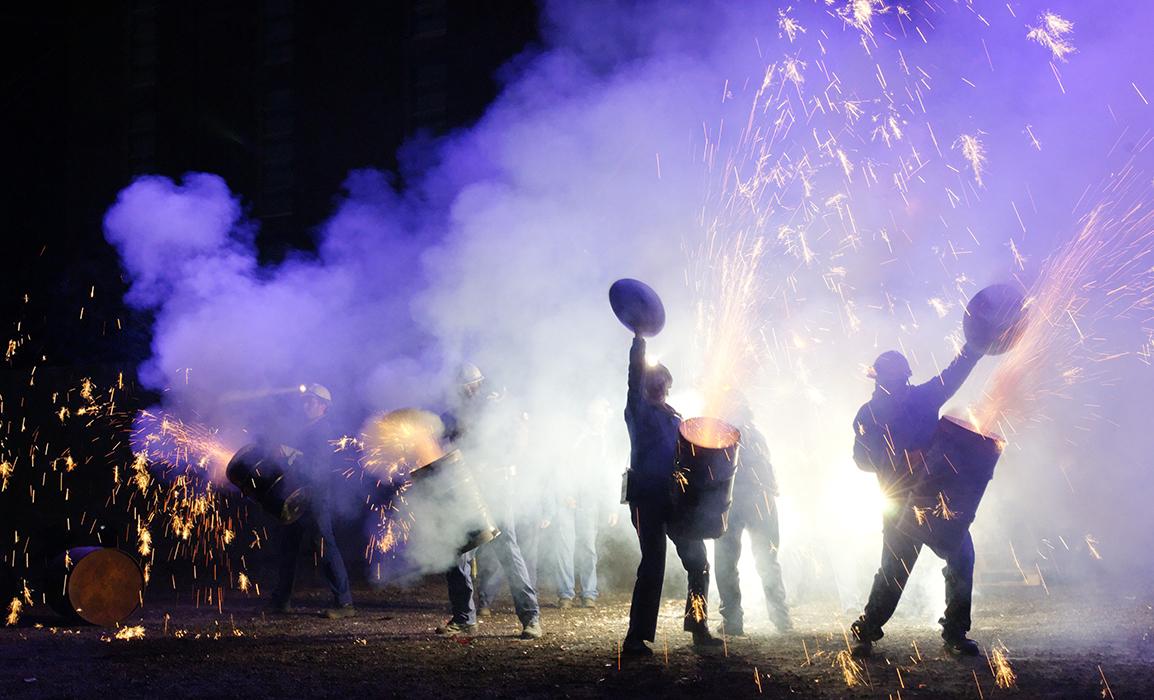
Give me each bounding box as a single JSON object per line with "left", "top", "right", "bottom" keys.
{"left": 853, "top": 347, "right": 980, "bottom": 493}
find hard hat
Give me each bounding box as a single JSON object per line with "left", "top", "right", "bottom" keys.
{"left": 299, "top": 383, "right": 333, "bottom": 403}
{"left": 868, "top": 351, "right": 912, "bottom": 381}
{"left": 458, "top": 363, "right": 485, "bottom": 386}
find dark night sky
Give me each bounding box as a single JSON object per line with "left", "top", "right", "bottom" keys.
{"left": 0, "top": 1, "right": 539, "bottom": 370}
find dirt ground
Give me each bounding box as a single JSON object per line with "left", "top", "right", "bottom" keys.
{"left": 3, "top": 579, "right": 1153, "bottom": 699}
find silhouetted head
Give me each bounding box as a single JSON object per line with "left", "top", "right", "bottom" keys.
{"left": 869, "top": 351, "right": 912, "bottom": 394}
{"left": 643, "top": 363, "right": 673, "bottom": 405}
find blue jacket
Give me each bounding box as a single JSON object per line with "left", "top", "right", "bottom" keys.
{"left": 852, "top": 346, "right": 980, "bottom": 493}
{"left": 624, "top": 337, "right": 681, "bottom": 503}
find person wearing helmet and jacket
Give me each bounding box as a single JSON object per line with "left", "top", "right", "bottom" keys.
{"left": 621, "top": 333, "right": 722, "bottom": 657}
{"left": 713, "top": 394, "right": 792, "bottom": 636}
{"left": 435, "top": 364, "right": 543, "bottom": 641}
{"left": 269, "top": 383, "right": 355, "bottom": 619}
{"left": 849, "top": 344, "right": 983, "bottom": 658}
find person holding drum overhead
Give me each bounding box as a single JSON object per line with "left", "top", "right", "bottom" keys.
{"left": 850, "top": 284, "right": 1026, "bottom": 659}
{"left": 611, "top": 279, "right": 723, "bottom": 657}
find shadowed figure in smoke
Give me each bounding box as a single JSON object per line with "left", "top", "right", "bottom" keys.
{"left": 621, "top": 333, "right": 721, "bottom": 656}
{"left": 849, "top": 346, "right": 984, "bottom": 658}
{"left": 270, "top": 384, "right": 356, "bottom": 618}
{"left": 436, "top": 364, "right": 543, "bottom": 640}
{"left": 549, "top": 397, "right": 619, "bottom": 610}
{"left": 714, "top": 393, "right": 792, "bottom": 636}
{"left": 474, "top": 395, "right": 547, "bottom": 617}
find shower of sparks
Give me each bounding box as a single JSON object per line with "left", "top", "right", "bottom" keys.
{"left": 778, "top": 10, "right": 805, "bottom": 43}
{"left": 956, "top": 134, "right": 987, "bottom": 187}
{"left": 688, "top": 592, "right": 707, "bottom": 624}
{"left": 5, "top": 598, "right": 22, "bottom": 626}
{"left": 973, "top": 171, "right": 1154, "bottom": 432}
{"left": 989, "top": 641, "right": 1017, "bottom": 689}
{"left": 1026, "top": 12, "right": 1076, "bottom": 62}
{"left": 113, "top": 625, "right": 147, "bottom": 641}
{"left": 834, "top": 649, "right": 866, "bottom": 687}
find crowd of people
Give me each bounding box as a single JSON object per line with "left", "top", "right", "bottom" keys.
{"left": 256, "top": 330, "right": 991, "bottom": 660}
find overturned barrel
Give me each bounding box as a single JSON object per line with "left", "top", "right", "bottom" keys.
{"left": 964, "top": 284, "right": 1028, "bottom": 356}
{"left": 225, "top": 443, "right": 310, "bottom": 524}
{"left": 408, "top": 449, "right": 501, "bottom": 554}
{"left": 668, "top": 417, "right": 741, "bottom": 540}
{"left": 46, "top": 547, "right": 143, "bottom": 626}
{"left": 899, "top": 416, "right": 1004, "bottom": 550}
{"left": 609, "top": 278, "right": 666, "bottom": 337}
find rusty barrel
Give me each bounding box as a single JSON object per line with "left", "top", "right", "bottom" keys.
{"left": 409, "top": 449, "right": 500, "bottom": 554}
{"left": 46, "top": 547, "right": 143, "bottom": 626}
{"left": 899, "top": 416, "right": 1004, "bottom": 550}
{"left": 225, "top": 443, "right": 310, "bottom": 524}
{"left": 668, "top": 417, "right": 741, "bottom": 540}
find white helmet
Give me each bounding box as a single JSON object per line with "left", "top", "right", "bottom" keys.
{"left": 457, "top": 363, "right": 485, "bottom": 387}
{"left": 299, "top": 383, "right": 333, "bottom": 403}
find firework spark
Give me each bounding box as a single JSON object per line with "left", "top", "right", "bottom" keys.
{"left": 1027, "top": 12, "right": 1076, "bottom": 62}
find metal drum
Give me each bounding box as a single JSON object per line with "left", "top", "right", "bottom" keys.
{"left": 899, "top": 416, "right": 1004, "bottom": 550}
{"left": 46, "top": 547, "right": 143, "bottom": 626}
{"left": 408, "top": 449, "right": 501, "bottom": 554}
{"left": 225, "top": 443, "right": 310, "bottom": 524}
{"left": 668, "top": 417, "right": 741, "bottom": 540}
{"left": 964, "top": 284, "right": 1028, "bottom": 356}
{"left": 609, "top": 278, "right": 666, "bottom": 337}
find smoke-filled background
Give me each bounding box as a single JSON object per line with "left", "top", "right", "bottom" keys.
{"left": 97, "top": 0, "right": 1154, "bottom": 629}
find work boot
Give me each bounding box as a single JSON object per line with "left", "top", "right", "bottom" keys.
{"left": 557, "top": 597, "right": 573, "bottom": 609}
{"left": 520, "top": 618, "right": 543, "bottom": 640}
{"left": 621, "top": 638, "right": 653, "bottom": 657}
{"left": 943, "top": 635, "right": 981, "bottom": 656}
{"left": 850, "top": 639, "right": 874, "bottom": 659}
{"left": 579, "top": 597, "right": 597, "bottom": 609}
{"left": 436, "top": 620, "right": 477, "bottom": 637}
{"left": 324, "top": 605, "right": 356, "bottom": 620}
{"left": 692, "top": 628, "right": 725, "bottom": 648}
{"left": 850, "top": 618, "right": 881, "bottom": 659}
{"left": 715, "top": 620, "right": 746, "bottom": 637}
{"left": 771, "top": 611, "right": 794, "bottom": 633}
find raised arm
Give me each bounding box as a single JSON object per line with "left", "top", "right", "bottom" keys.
{"left": 921, "top": 344, "right": 982, "bottom": 408}
{"left": 627, "top": 335, "right": 646, "bottom": 408}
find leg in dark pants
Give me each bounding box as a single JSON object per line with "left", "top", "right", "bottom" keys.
{"left": 626, "top": 501, "right": 668, "bottom": 642}
{"left": 747, "top": 497, "right": 789, "bottom": 626}
{"left": 311, "top": 506, "right": 353, "bottom": 606}
{"left": 272, "top": 505, "right": 352, "bottom": 607}
{"left": 714, "top": 512, "right": 745, "bottom": 631}
{"left": 854, "top": 517, "right": 923, "bottom": 642}
{"left": 271, "top": 521, "right": 305, "bottom": 607}
{"left": 934, "top": 531, "right": 974, "bottom": 640}
{"left": 446, "top": 551, "right": 477, "bottom": 626}
{"left": 671, "top": 531, "right": 710, "bottom": 633}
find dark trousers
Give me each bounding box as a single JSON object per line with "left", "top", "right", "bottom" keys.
{"left": 272, "top": 504, "right": 352, "bottom": 607}
{"left": 625, "top": 500, "right": 710, "bottom": 643}
{"left": 854, "top": 514, "right": 975, "bottom": 642}
{"left": 715, "top": 494, "right": 788, "bottom": 629}
{"left": 446, "top": 521, "right": 540, "bottom": 626}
